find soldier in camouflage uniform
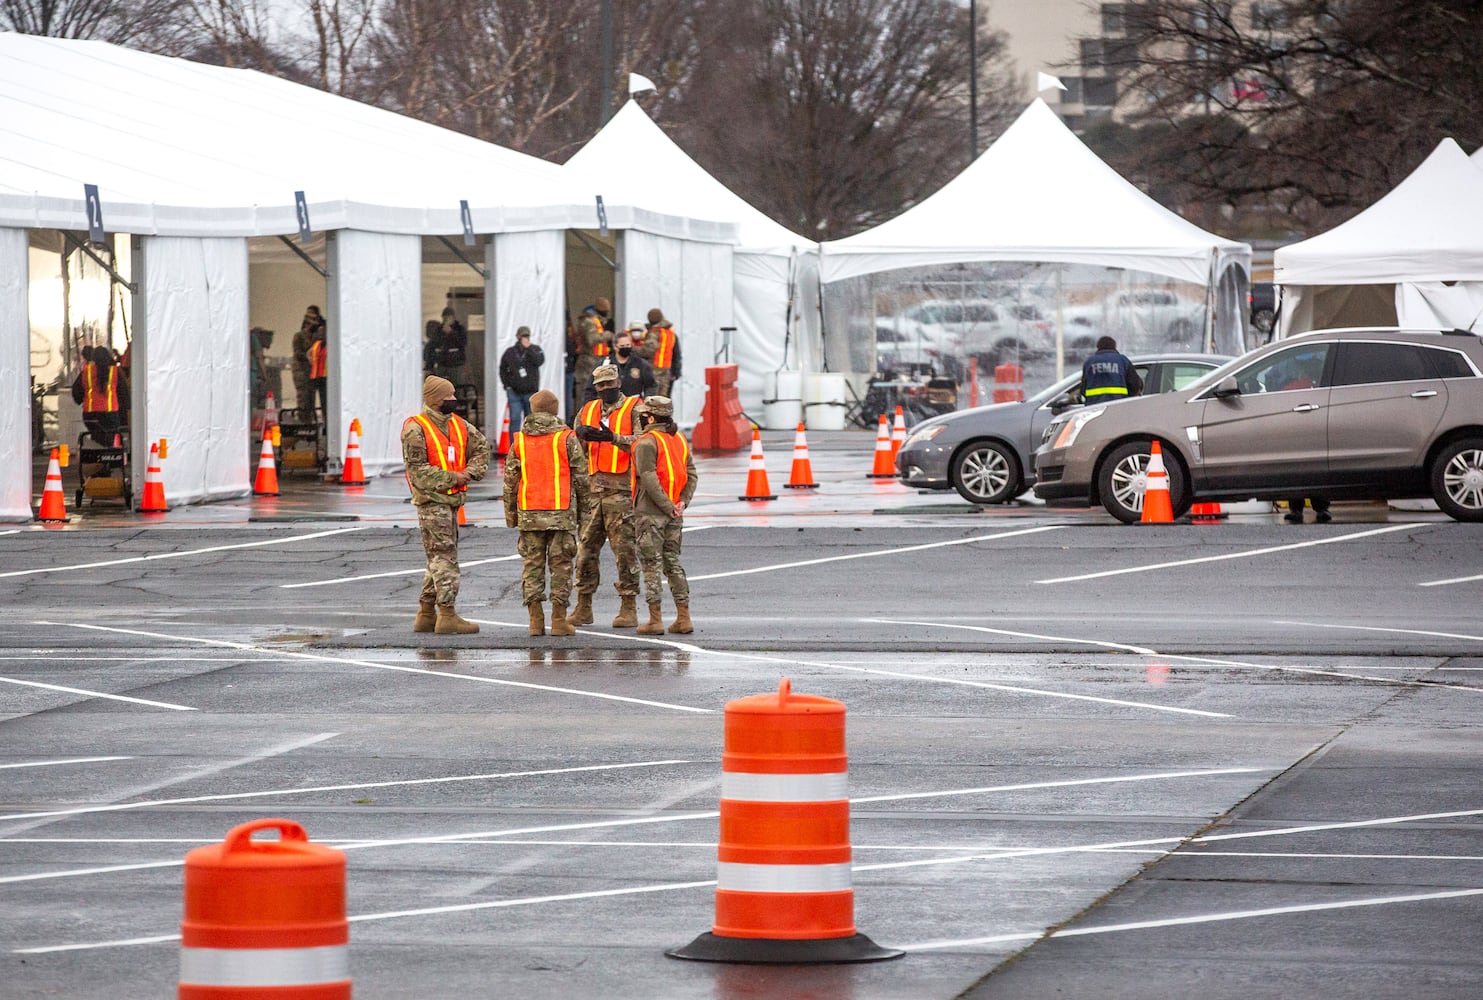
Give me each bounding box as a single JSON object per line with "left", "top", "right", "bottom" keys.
{"left": 503, "top": 389, "right": 591, "bottom": 636}
{"left": 401, "top": 375, "right": 491, "bottom": 635}
{"left": 637, "top": 308, "right": 682, "bottom": 397}
{"left": 571, "top": 297, "right": 612, "bottom": 408}
{"left": 629, "top": 396, "right": 697, "bottom": 634}
{"left": 572, "top": 363, "right": 642, "bottom": 627}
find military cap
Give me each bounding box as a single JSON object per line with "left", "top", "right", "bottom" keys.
{"left": 640, "top": 395, "right": 673, "bottom": 417}
{"left": 592, "top": 363, "right": 621, "bottom": 385}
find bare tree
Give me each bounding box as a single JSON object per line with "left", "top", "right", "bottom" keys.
{"left": 0, "top": 0, "right": 191, "bottom": 47}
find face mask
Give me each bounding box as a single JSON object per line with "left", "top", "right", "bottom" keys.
{"left": 600, "top": 387, "right": 622, "bottom": 405}
{"left": 616, "top": 348, "right": 631, "bottom": 360}
{"left": 438, "top": 399, "right": 459, "bottom": 415}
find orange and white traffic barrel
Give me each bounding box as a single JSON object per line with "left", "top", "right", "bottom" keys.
{"left": 668, "top": 678, "right": 902, "bottom": 964}
{"left": 179, "top": 818, "right": 350, "bottom": 999}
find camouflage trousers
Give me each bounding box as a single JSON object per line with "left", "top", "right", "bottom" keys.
{"left": 653, "top": 370, "right": 673, "bottom": 397}
{"left": 634, "top": 512, "right": 688, "bottom": 607}
{"left": 519, "top": 529, "right": 577, "bottom": 606}
{"left": 576, "top": 490, "right": 639, "bottom": 596}
{"left": 416, "top": 503, "right": 461, "bottom": 606}
{"left": 292, "top": 370, "right": 314, "bottom": 415}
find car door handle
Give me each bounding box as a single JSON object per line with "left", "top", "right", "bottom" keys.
{"left": 1291, "top": 403, "right": 1320, "bottom": 412}
{"left": 1411, "top": 389, "right": 1438, "bottom": 398}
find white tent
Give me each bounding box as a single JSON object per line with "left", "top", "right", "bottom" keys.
{"left": 0, "top": 33, "right": 736, "bottom": 520}
{"left": 1274, "top": 138, "right": 1483, "bottom": 337}
{"left": 565, "top": 100, "right": 815, "bottom": 425}
{"left": 820, "top": 99, "right": 1251, "bottom": 354}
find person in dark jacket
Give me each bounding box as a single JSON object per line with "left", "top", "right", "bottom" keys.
{"left": 499, "top": 325, "right": 546, "bottom": 433}
{"left": 1081, "top": 336, "right": 1143, "bottom": 400}
{"left": 583, "top": 328, "right": 654, "bottom": 404}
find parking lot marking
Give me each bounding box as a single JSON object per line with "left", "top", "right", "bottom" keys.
{"left": 0, "top": 527, "right": 370, "bottom": 579}
{"left": 0, "top": 528, "right": 21, "bottom": 537}
{"left": 1276, "top": 620, "right": 1483, "bottom": 645}
{"left": 689, "top": 525, "right": 1063, "bottom": 581}
{"left": 849, "top": 768, "right": 1266, "bottom": 804}
{"left": 1418, "top": 570, "right": 1483, "bottom": 587}
{"left": 1035, "top": 524, "right": 1415, "bottom": 584}
{"left": 0, "top": 756, "right": 131, "bottom": 770}
{"left": 0, "top": 675, "right": 195, "bottom": 711}
{"left": 37, "top": 620, "right": 714, "bottom": 714}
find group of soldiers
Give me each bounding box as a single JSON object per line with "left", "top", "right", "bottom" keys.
{"left": 572, "top": 298, "right": 683, "bottom": 407}
{"left": 401, "top": 360, "right": 697, "bottom": 639}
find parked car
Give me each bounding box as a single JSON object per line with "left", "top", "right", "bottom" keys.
{"left": 1107, "top": 289, "right": 1208, "bottom": 348}
{"left": 896, "top": 353, "right": 1230, "bottom": 505}
{"left": 881, "top": 299, "right": 1050, "bottom": 369}
{"left": 875, "top": 325, "right": 962, "bottom": 378}
{"left": 1034, "top": 328, "right": 1483, "bottom": 522}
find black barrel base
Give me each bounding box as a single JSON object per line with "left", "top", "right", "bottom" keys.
{"left": 666, "top": 932, "right": 904, "bottom": 965}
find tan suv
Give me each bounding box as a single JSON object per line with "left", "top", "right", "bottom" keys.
{"left": 1034, "top": 329, "right": 1483, "bottom": 523}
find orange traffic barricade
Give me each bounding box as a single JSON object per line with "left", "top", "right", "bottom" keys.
{"left": 668, "top": 679, "right": 901, "bottom": 964}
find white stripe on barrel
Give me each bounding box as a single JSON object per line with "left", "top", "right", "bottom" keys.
{"left": 721, "top": 771, "right": 847, "bottom": 802}
{"left": 180, "top": 945, "right": 349, "bottom": 987}
{"left": 715, "top": 861, "right": 853, "bottom": 893}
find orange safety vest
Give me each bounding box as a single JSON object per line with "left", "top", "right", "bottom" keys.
{"left": 578, "top": 396, "right": 638, "bottom": 474}
{"left": 514, "top": 429, "right": 575, "bottom": 511}
{"left": 403, "top": 413, "right": 469, "bottom": 494}
{"left": 591, "top": 317, "right": 610, "bottom": 358}
{"left": 82, "top": 364, "right": 119, "bottom": 413}
{"left": 650, "top": 327, "right": 676, "bottom": 370}
{"left": 309, "top": 340, "right": 327, "bottom": 379}
{"left": 632, "top": 429, "right": 689, "bottom": 504}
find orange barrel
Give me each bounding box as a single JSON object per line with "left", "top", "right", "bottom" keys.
{"left": 992, "top": 363, "right": 1024, "bottom": 403}
{"left": 667, "top": 679, "right": 902, "bottom": 964}
{"left": 179, "top": 818, "right": 350, "bottom": 999}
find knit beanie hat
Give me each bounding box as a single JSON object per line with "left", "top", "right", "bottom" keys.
{"left": 530, "top": 389, "right": 559, "bottom": 415}
{"left": 423, "top": 375, "right": 455, "bottom": 407}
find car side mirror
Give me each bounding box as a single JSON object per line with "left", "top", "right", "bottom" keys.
{"left": 1211, "top": 376, "right": 1241, "bottom": 399}
{"left": 1048, "top": 392, "right": 1077, "bottom": 414}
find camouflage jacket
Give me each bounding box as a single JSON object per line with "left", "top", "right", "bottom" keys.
{"left": 502, "top": 412, "right": 592, "bottom": 532}
{"left": 581, "top": 396, "right": 638, "bottom": 495}
{"left": 401, "top": 407, "right": 491, "bottom": 507}
{"left": 630, "top": 427, "right": 698, "bottom": 518}
{"left": 578, "top": 314, "right": 608, "bottom": 357}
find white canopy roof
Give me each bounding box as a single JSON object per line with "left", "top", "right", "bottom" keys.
{"left": 565, "top": 99, "right": 812, "bottom": 256}
{"left": 0, "top": 32, "right": 734, "bottom": 242}
{"left": 1276, "top": 138, "right": 1483, "bottom": 285}
{"left": 819, "top": 99, "right": 1249, "bottom": 286}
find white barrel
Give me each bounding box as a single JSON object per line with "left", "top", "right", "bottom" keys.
{"left": 761, "top": 370, "right": 804, "bottom": 429}
{"left": 804, "top": 373, "right": 848, "bottom": 431}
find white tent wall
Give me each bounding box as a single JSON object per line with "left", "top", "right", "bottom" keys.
{"left": 0, "top": 228, "right": 29, "bottom": 521}
{"left": 327, "top": 231, "right": 421, "bottom": 477}
{"left": 1213, "top": 250, "right": 1251, "bottom": 354}
{"left": 489, "top": 230, "right": 567, "bottom": 422}
{"left": 733, "top": 251, "right": 823, "bottom": 423}
{"left": 1276, "top": 284, "right": 1398, "bottom": 339}
{"left": 1396, "top": 281, "right": 1483, "bottom": 330}
{"left": 678, "top": 240, "right": 735, "bottom": 428}
{"left": 131, "top": 236, "right": 251, "bottom": 504}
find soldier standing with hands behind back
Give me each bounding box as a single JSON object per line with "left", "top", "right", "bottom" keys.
{"left": 572, "top": 363, "right": 642, "bottom": 628}
{"left": 629, "top": 396, "right": 697, "bottom": 635}
{"left": 503, "top": 389, "right": 590, "bottom": 636}
{"left": 402, "top": 375, "right": 490, "bottom": 636}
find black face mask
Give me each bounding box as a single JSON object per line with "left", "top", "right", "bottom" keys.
{"left": 616, "top": 348, "right": 631, "bottom": 360}
{"left": 600, "top": 387, "right": 622, "bottom": 405}
{"left": 438, "top": 399, "right": 459, "bottom": 415}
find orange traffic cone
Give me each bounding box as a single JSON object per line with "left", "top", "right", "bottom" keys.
{"left": 36, "top": 447, "right": 68, "bottom": 522}
{"left": 340, "top": 418, "right": 369, "bottom": 486}
{"left": 867, "top": 414, "right": 894, "bottom": 478}
{"left": 889, "top": 405, "right": 907, "bottom": 463}
{"left": 1139, "top": 440, "right": 1174, "bottom": 524}
{"left": 458, "top": 504, "right": 469, "bottom": 526}
{"left": 738, "top": 428, "right": 777, "bottom": 501}
{"left": 139, "top": 442, "right": 168, "bottom": 513}
{"left": 264, "top": 390, "right": 278, "bottom": 432}
{"left": 496, "top": 402, "right": 512, "bottom": 457}
{"left": 1190, "top": 501, "right": 1225, "bottom": 523}
{"left": 253, "top": 434, "right": 280, "bottom": 496}
{"left": 785, "top": 422, "right": 819, "bottom": 489}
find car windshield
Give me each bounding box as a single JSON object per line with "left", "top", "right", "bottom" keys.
{"left": 1027, "top": 371, "right": 1084, "bottom": 407}
{"left": 1180, "top": 354, "right": 1249, "bottom": 393}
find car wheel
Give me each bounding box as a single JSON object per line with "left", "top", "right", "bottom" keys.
{"left": 1430, "top": 437, "right": 1483, "bottom": 522}
{"left": 951, "top": 441, "right": 1021, "bottom": 505}
{"left": 1097, "top": 440, "right": 1191, "bottom": 524}
{"left": 1252, "top": 308, "right": 1275, "bottom": 335}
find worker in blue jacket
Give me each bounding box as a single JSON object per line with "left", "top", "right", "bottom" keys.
{"left": 1082, "top": 336, "right": 1143, "bottom": 400}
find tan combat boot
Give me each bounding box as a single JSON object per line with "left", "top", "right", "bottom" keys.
{"left": 434, "top": 605, "right": 480, "bottom": 635}
{"left": 612, "top": 594, "right": 638, "bottom": 628}
{"left": 636, "top": 602, "right": 665, "bottom": 635}
{"left": 573, "top": 592, "right": 594, "bottom": 625}
{"left": 527, "top": 601, "right": 545, "bottom": 636}
{"left": 413, "top": 598, "right": 437, "bottom": 633}
{"left": 668, "top": 603, "right": 693, "bottom": 634}
{"left": 550, "top": 603, "right": 576, "bottom": 637}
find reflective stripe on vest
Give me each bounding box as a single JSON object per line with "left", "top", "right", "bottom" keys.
{"left": 404, "top": 413, "right": 469, "bottom": 493}
{"left": 579, "top": 397, "right": 638, "bottom": 474}
{"left": 651, "top": 327, "right": 676, "bottom": 369}
{"left": 515, "top": 429, "right": 574, "bottom": 511}
{"left": 631, "top": 429, "right": 689, "bottom": 503}
{"left": 591, "top": 317, "right": 609, "bottom": 357}
{"left": 1084, "top": 385, "right": 1129, "bottom": 397}
{"left": 179, "top": 944, "right": 349, "bottom": 987}
{"left": 309, "top": 341, "right": 327, "bottom": 379}
{"left": 82, "top": 364, "right": 119, "bottom": 413}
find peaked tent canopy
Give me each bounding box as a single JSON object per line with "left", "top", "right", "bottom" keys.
{"left": 566, "top": 99, "right": 821, "bottom": 418}
{"left": 1274, "top": 138, "right": 1483, "bottom": 335}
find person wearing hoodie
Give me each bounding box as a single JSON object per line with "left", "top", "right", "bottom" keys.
{"left": 401, "top": 375, "right": 490, "bottom": 635}
{"left": 503, "top": 389, "right": 591, "bottom": 636}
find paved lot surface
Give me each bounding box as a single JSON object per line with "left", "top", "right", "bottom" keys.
{"left": 4, "top": 431, "right": 1482, "bottom": 999}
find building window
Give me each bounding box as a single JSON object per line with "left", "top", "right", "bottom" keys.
{"left": 1084, "top": 77, "right": 1118, "bottom": 107}
{"left": 1080, "top": 37, "right": 1104, "bottom": 69}
{"left": 1101, "top": 3, "right": 1128, "bottom": 34}
{"left": 1061, "top": 76, "right": 1085, "bottom": 104}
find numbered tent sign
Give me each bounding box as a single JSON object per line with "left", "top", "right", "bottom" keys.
{"left": 596, "top": 195, "right": 608, "bottom": 237}
{"left": 460, "top": 200, "right": 475, "bottom": 247}
{"left": 294, "top": 191, "right": 312, "bottom": 241}
{"left": 83, "top": 184, "right": 105, "bottom": 244}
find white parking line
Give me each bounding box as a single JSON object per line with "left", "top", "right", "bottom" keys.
{"left": 36, "top": 621, "right": 713, "bottom": 715}
{"left": 0, "top": 757, "right": 131, "bottom": 770}
{"left": 0, "top": 675, "right": 195, "bottom": 711}
{"left": 1276, "top": 620, "right": 1483, "bottom": 644}
{"left": 689, "top": 525, "right": 1063, "bottom": 581}
{"left": 1419, "top": 571, "right": 1483, "bottom": 587}
{"left": 1036, "top": 524, "right": 1416, "bottom": 584}
{"left": 0, "top": 527, "right": 371, "bottom": 579}
{"left": 0, "top": 528, "right": 21, "bottom": 537}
